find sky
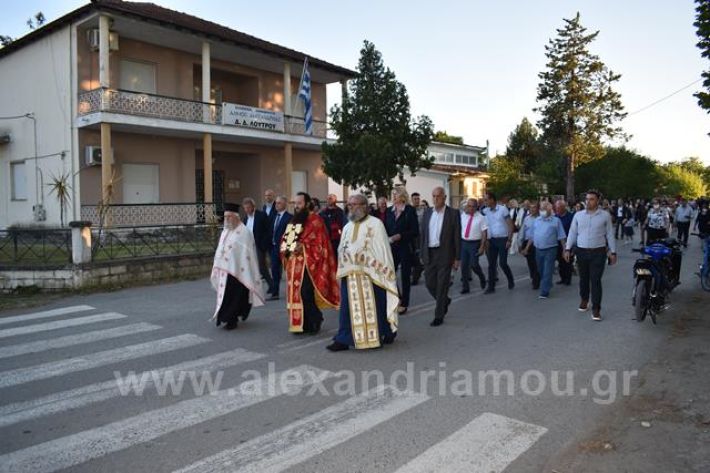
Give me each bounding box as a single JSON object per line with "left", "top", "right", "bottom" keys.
{"left": 2, "top": 0, "right": 709, "bottom": 164}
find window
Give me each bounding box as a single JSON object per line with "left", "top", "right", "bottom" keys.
{"left": 122, "top": 163, "right": 160, "bottom": 204}
{"left": 445, "top": 153, "right": 454, "bottom": 163}
{"left": 120, "top": 60, "right": 156, "bottom": 94}
{"left": 11, "top": 161, "right": 27, "bottom": 200}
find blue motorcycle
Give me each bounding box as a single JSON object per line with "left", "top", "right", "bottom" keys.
{"left": 631, "top": 238, "right": 682, "bottom": 324}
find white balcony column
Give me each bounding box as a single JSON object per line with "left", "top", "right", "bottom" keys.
{"left": 283, "top": 62, "right": 292, "bottom": 115}
{"left": 98, "top": 15, "right": 110, "bottom": 89}
{"left": 201, "top": 41, "right": 213, "bottom": 204}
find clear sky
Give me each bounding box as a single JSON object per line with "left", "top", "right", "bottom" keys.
{"left": 2, "top": 0, "right": 708, "bottom": 163}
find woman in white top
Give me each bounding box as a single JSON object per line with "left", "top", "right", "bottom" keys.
{"left": 508, "top": 199, "right": 522, "bottom": 255}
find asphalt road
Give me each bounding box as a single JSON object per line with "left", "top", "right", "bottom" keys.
{"left": 0, "top": 236, "right": 706, "bottom": 472}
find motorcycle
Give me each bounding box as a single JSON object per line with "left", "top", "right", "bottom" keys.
{"left": 691, "top": 232, "right": 710, "bottom": 291}
{"left": 631, "top": 238, "right": 682, "bottom": 324}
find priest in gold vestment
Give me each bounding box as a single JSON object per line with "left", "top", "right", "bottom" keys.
{"left": 327, "top": 194, "right": 399, "bottom": 351}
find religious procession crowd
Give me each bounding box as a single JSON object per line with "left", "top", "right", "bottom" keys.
{"left": 209, "top": 187, "right": 710, "bottom": 352}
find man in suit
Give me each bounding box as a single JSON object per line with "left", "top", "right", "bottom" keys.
{"left": 420, "top": 186, "right": 461, "bottom": 327}
{"left": 262, "top": 189, "right": 277, "bottom": 224}
{"left": 386, "top": 188, "right": 419, "bottom": 314}
{"left": 268, "top": 195, "right": 292, "bottom": 300}
{"left": 242, "top": 197, "right": 274, "bottom": 295}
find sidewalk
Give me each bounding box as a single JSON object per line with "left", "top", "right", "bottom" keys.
{"left": 547, "top": 283, "right": 710, "bottom": 472}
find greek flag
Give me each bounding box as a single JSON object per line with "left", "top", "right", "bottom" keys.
{"left": 297, "top": 57, "right": 313, "bottom": 135}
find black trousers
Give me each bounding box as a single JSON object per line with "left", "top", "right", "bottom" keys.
{"left": 217, "top": 275, "right": 251, "bottom": 325}
{"left": 557, "top": 242, "right": 573, "bottom": 284}
{"left": 676, "top": 222, "right": 690, "bottom": 245}
{"left": 393, "top": 245, "right": 413, "bottom": 307}
{"left": 300, "top": 271, "right": 323, "bottom": 332}
{"left": 411, "top": 242, "right": 424, "bottom": 283}
{"left": 615, "top": 221, "right": 624, "bottom": 239}
{"left": 425, "top": 248, "right": 452, "bottom": 320}
{"left": 576, "top": 248, "right": 607, "bottom": 311}
{"left": 521, "top": 240, "right": 540, "bottom": 288}
{"left": 257, "top": 248, "right": 274, "bottom": 293}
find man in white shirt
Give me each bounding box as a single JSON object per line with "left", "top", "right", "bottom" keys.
{"left": 460, "top": 198, "right": 488, "bottom": 293}
{"left": 674, "top": 198, "right": 693, "bottom": 247}
{"left": 564, "top": 190, "right": 617, "bottom": 321}
{"left": 481, "top": 191, "right": 515, "bottom": 294}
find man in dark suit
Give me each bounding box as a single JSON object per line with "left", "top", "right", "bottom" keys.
{"left": 268, "top": 195, "right": 292, "bottom": 300}
{"left": 262, "top": 189, "right": 277, "bottom": 225}
{"left": 420, "top": 186, "right": 461, "bottom": 326}
{"left": 386, "top": 188, "right": 419, "bottom": 314}
{"left": 242, "top": 197, "right": 274, "bottom": 294}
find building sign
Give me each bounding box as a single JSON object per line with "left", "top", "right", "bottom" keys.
{"left": 222, "top": 103, "right": 284, "bottom": 132}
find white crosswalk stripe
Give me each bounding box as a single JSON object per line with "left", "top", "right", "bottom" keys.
{"left": 174, "top": 385, "right": 429, "bottom": 473}
{"left": 394, "top": 412, "right": 547, "bottom": 473}
{"left": 0, "top": 334, "right": 209, "bottom": 388}
{"left": 0, "top": 365, "right": 332, "bottom": 473}
{"left": 0, "top": 322, "right": 161, "bottom": 360}
{"left": 0, "top": 305, "right": 94, "bottom": 326}
{"left": 0, "top": 348, "right": 266, "bottom": 428}
{"left": 0, "top": 312, "right": 126, "bottom": 339}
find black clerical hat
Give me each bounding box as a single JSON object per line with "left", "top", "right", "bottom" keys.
{"left": 223, "top": 203, "right": 239, "bottom": 213}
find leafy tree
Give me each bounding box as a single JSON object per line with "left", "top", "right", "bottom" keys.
{"left": 535, "top": 13, "right": 628, "bottom": 201}
{"left": 486, "top": 155, "right": 541, "bottom": 200}
{"left": 322, "top": 41, "right": 434, "bottom": 197}
{"left": 575, "top": 147, "right": 661, "bottom": 198}
{"left": 1, "top": 11, "right": 45, "bottom": 47}
{"left": 659, "top": 163, "right": 707, "bottom": 198}
{"left": 433, "top": 131, "right": 464, "bottom": 145}
{"left": 694, "top": 0, "right": 710, "bottom": 112}
{"left": 505, "top": 117, "right": 543, "bottom": 174}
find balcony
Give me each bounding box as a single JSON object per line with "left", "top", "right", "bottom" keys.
{"left": 78, "top": 88, "right": 327, "bottom": 138}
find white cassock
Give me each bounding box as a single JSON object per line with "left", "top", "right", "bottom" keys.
{"left": 211, "top": 223, "right": 265, "bottom": 319}
{"left": 337, "top": 215, "right": 399, "bottom": 349}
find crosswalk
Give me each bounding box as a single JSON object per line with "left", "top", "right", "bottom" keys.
{"left": 0, "top": 304, "right": 548, "bottom": 472}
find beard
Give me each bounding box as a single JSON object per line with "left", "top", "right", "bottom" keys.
{"left": 347, "top": 207, "right": 367, "bottom": 222}
{"left": 291, "top": 207, "right": 310, "bottom": 225}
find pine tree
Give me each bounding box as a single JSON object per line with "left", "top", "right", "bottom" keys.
{"left": 505, "top": 117, "right": 542, "bottom": 174}
{"left": 322, "top": 41, "right": 434, "bottom": 198}
{"left": 535, "top": 13, "right": 627, "bottom": 201}
{"left": 694, "top": 0, "right": 710, "bottom": 112}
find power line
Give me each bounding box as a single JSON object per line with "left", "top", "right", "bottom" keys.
{"left": 628, "top": 78, "right": 702, "bottom": 116}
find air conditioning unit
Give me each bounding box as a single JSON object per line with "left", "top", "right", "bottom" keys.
{"left": 85, "top": 146, "right": 102, "bottom": 166}
{"left": 87, "top": 29, "right": 119, "bottom": 51}
{"left": 0, "top": 133, "right": 10, "bottom": 145}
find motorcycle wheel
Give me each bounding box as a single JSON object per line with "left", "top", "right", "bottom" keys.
{"left": 634, "top": 279, "right": 648, "bottom": 322}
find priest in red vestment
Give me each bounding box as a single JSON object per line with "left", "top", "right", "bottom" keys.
{"left": 280, "top": 192, "right": 339, "bottom": 334}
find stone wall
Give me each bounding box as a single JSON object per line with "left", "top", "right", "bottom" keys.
{"left": 0, "top": 253, "right": 213, "bottom": 293}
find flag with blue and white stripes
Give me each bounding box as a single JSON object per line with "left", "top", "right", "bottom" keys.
{"left": 298, "top": 57, "right": 313, "bottom": 135}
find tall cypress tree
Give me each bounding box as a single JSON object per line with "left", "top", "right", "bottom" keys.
{"left": 694, "top": 0, "right": 710, "bottom": 112}
{"left": 535, "top": 13, "right": 627, "bottom": 200}
{"left": 322, "top": 41, "right": 434, "bottom": 198}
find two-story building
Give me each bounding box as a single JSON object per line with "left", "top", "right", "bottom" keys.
{"left": 329, "top": 140, "right": 489, "bottom": 207}
{"left": 0, "top": 0, "right": 355, "bottom": 228}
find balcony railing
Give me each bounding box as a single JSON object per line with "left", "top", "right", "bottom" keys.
{"left": 80, "top": 202, "right": 218, "bottom": 228}
{"left": 78, "top": 88, "right": 328, "bottom": 138}
{"left": 79, "top": 88, "right": 221, "bottom": 124}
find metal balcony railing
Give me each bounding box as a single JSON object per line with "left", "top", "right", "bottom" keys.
{"left": 78, "top": 88, "right": 328, "bottom": 138}
{"left": 80, "top": 202, "right": 218, "bottom": 227}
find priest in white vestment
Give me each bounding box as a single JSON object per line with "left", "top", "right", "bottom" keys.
{"left": 327, "top": 194, "right": 400, "bottom": 351}
{"left": 211, "top": 203, "right": 265, "bottom": 330}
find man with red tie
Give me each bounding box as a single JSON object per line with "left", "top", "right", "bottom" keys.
{"left": 460, "top": 198, "right": 488, "bottom": 294}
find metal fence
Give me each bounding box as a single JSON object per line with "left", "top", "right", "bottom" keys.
{"left": 0, "top": 228, "right": 72, "bottom": 267}
{"left": 91, "top": 224, "right": 220, "bottom": 262}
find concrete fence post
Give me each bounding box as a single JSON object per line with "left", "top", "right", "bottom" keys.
{"left": 69, "top": 221, "right": 93, "bottom": 265}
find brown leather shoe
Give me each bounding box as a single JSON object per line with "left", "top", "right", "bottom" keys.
{"left": 592, "top": 309, "right": 602, "bottom": 321}
{"left": 578, "top": 299, "right": 590, "bottom": 312}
